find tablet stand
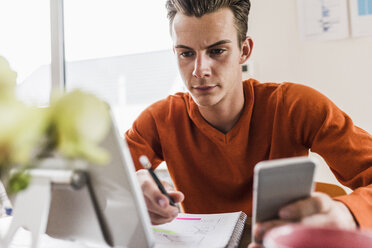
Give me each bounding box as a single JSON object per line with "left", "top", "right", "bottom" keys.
{"left": 0, "top": 169, "right": 109, "bottom": 248}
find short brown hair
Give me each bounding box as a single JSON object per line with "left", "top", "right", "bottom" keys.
{"left": 166, "top": 0, "right": 251, "bottom": 46}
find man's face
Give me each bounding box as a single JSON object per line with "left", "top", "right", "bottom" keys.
{"left": 171, "top": 8, "right": 252, "bottom": 108}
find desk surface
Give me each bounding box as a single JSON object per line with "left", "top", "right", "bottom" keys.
{"left": 0, "top": 217, "right": 106, "bottom": 248}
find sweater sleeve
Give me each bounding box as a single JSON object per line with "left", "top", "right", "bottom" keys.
{"left": 282, "top": 83, "right": 372, "bottom": 228}
{"left": 125, "top": 107, "right": 164, "bottom": 170}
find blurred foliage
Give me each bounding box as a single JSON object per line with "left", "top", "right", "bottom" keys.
{"left": 0, "top": 56, "right": 110, "bottom": 194}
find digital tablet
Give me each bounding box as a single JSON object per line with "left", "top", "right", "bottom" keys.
{"left": 46, "top": 112, "right": 155, "bottom": 247}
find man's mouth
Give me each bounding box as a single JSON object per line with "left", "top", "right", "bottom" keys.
{"left": 192, "top": 85, "right": 217, "bottom": 92}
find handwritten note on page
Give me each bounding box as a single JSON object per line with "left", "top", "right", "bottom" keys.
{"left": 153, "top": 212, "right": 244, "bottom": 248}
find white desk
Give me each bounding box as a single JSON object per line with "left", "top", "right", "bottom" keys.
{"left": 0, "top": 217, "right": 111, "bottom": 248}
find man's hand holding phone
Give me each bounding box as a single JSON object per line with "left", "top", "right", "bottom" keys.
{"left": 249, "top": 157, "right": 357, "bottom": 248}
{"left": 249, "top": 192, "right": 357, "bottom": 248}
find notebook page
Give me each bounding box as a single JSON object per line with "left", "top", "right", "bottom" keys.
{"left": 153, "top": 212, "right": 242, "bottom": 248}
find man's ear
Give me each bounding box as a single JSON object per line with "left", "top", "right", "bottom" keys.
{"left": 239, "top": 36, "right": 253, "bottom": 64}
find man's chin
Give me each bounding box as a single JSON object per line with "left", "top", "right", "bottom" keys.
{"left": 192, "top": 96, "right": 218, "bottom": 108}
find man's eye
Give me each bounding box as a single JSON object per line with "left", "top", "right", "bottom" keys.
{"left": 180, "top": 51, "right": 194, "bottom": 58}
{"left": 209, "top": 49, "right": 225, "bottom": 55}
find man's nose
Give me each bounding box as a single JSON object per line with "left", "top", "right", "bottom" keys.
{"left": 192, "top": 54, "right": 211, "bottom": 78}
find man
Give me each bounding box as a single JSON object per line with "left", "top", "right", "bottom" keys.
{"left": 125, "top": 0, "right": 372, "bottom": 246}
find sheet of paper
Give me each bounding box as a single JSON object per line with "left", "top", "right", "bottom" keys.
{"left": 349, "top": 0, "right": 372, "bottom": 37}
{"left": 0, "top": 217, "right": 109, "bottom": 248}
{"left": 297, "top": 0, "right": 349, "bottom": 41}
{"left": 152, "top": 212, "right": 241, "bottom": 248}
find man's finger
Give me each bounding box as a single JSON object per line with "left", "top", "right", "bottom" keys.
{"left": 144, "top": 194, "right": 179, "bottom": 221}
{"left": 300, "top": 201, "right": 357, "bottom": 230}
{"left": 247, "top": 242, "right": 263, "bottom": 248}
{"left": 161, "top": 180, "right": 175, "bottom": 192}
{"left": 279, "top": 192, "right": 332, "bottom": 220}
{"left": 149, "top": 211, "right": 176, "bottom": 225}
{"left": 137, "top": 170, "right": 179, "bottom": 215}
{"left": 141, "top": 179, "right": 169, "bottom": 206}
{"left": 138, "top": 170, "right": 172, "bottom": 207}
{"left": 168, "top": 191, "right": 185, "bottom": 203}
{"left": 253, "top": 220, "right": 289, "bottom": 244}
{"left": 300, "top": 213, "right": 340, "bottom": 227}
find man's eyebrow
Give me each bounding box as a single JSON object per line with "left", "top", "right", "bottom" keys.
{"left": 174, "top": 40, "right": 232, "bottom": 50}
{"left": 206, "top": 40, "right": 232, "bottom": 49}
{"left": 174, "top": 44, "right": 193, "bottom": 50}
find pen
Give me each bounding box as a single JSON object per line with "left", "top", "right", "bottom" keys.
{"left": 139, "top": 155, "right": 176, "bottom": 206}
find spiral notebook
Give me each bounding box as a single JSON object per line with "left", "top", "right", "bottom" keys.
{"left": 153, "top": 211, "right": 247, "bottom": 248}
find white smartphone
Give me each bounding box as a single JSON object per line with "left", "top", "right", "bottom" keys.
{"left": 251, "top": 156, "right": 316, "bottom": 242}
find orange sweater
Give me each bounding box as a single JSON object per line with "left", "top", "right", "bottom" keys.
{"left": 125, "top": 79, "right": 372, "bottom": 228}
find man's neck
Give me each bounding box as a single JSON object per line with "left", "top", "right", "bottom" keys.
{"left": 198, "top": 86, "right": 245, "bottom": 134}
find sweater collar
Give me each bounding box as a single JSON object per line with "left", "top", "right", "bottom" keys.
{"left": 186, "top": 79, "right": 255, "bottom": 144}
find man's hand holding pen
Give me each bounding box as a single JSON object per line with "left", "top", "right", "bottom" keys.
{"left": 137, "top": 155, "right": 185, "bottom": 225}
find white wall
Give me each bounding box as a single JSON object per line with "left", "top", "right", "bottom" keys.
{"left": 248, "top": 0, "right": 372, "bottom": 191}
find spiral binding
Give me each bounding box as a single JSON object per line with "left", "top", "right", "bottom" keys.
{"left": 227, "top": 212, "right": 247, "bottom": 248}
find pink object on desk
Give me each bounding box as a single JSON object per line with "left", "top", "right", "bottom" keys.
{"left": 263, "top": 224, "right": 372, "bottom": 248}
{"left": 176, "top": 217, "right": 202, "bottom": 220}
